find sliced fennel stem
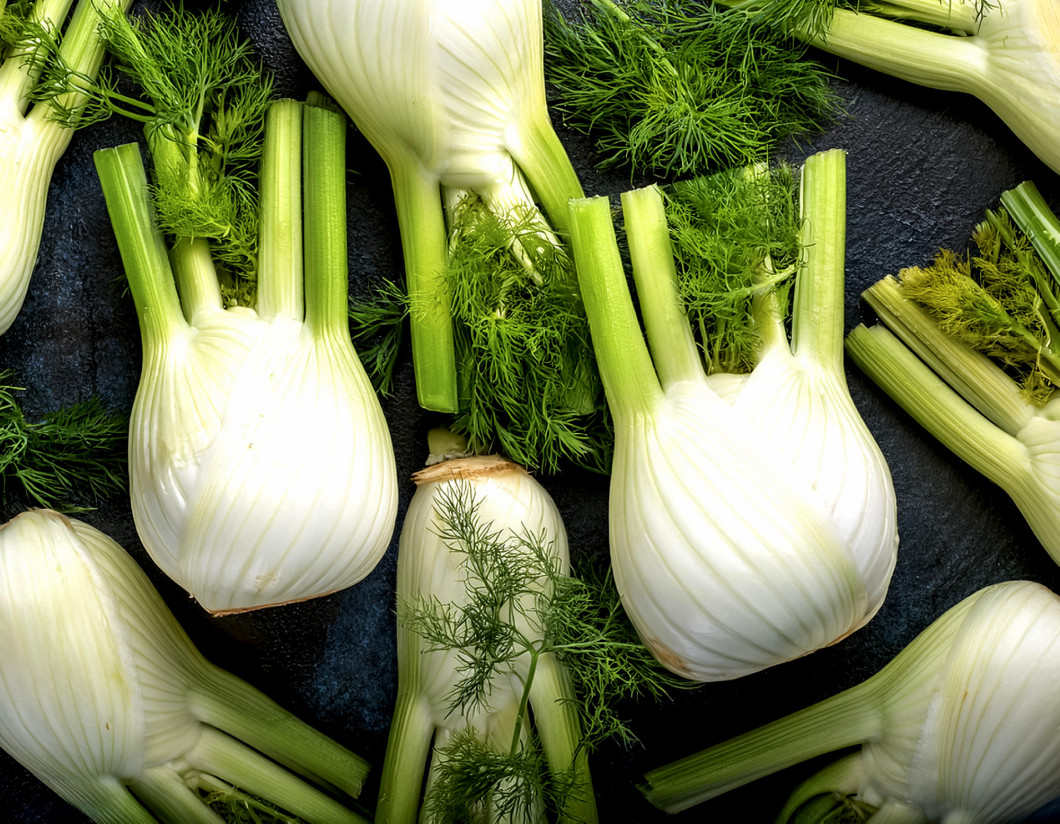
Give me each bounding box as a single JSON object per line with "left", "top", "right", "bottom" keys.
{"left": 301, "top": 102, "right": 349, "bottom": 336}
{"left": 93, "top": 142, "right": 187, "bottom": 345}
{"left": 621, "top": 185, "right": 703, "bottom": 388}
{"left": 257, "top": 98, "right": 304, "bottom": 321}
{"left": 375, "top": 687, "right": 435, "bottom": 824}
{"left": 391, "top": 158, "right": 459, "bottom": 413}
{"left": 844, "top": 324, "right": 1031, "bottom": 493}
{"left": 190, "top": 663, "right": 370, "bottom": 798}
{"left": 568, "top": 195, "right": 663, "bottom": 420}
{"left": 186, "top": 727, "right": 370, "bottom": 824}
{"left": 641, "top": 679, "right": 883, "bottom": 814}
{"left": 790, "top": 149, "right": 846, "bottom": 376}
{"left": 861, "top": 276, "right": 1033, "bottom": 435}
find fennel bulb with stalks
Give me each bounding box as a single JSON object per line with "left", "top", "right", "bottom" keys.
{"left": 0, "top": 509, "right": 371, "bottom": 824}
{"left": 0, "top": 0, "right": 132, "bottom": 334}
{"left": 566, "top": 149, "right": 898, "bottom": 682}
{"left": 379, "top": 441, "right": 596, "bottom": 823}
{"left": 642, "top": 579, "right": 1060, "bottom": 822}
{"left": 94, "top": 99, "right": 397, "bottom": 614}
{"left": 274, "top": 0, "right": 608, "bottom": 473}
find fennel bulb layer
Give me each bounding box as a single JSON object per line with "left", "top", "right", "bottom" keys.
{"left": 379, "top": 452, "right": 595, "bottom": 822}
{"left": 568, "top": 150, "right": 898, "bottom": 682}
{"left": 642, "top": 580, "right": 1060, "bottom": 823}
{"left": 0, "top": 510, "right": 370, "bottom": 824}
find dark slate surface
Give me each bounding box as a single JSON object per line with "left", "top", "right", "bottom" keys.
{"left": 3, "top": 1, "right": 1060, "bottom": 821}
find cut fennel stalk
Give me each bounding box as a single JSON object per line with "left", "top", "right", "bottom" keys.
{"left": 94, "top": 99, "right": 397, "bottom": 614}
{"left": 846, "top": 180, "right": 1060, "bottom": 567}
{"left": 566, "top": 149, "right": 898, "bottom": 682}
{"left": 640, "top": 580, "right": 1060, "bottom": 822}
{"left": 0, "top": 0, "right": 133, "bottom": 334}
{"left": 0, "top": 509, "right": 371, "bottom": 824}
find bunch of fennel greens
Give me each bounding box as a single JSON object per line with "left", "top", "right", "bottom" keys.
{"left": 846, "top": 180, "right": 1060, "bottom": 567}
{"left": 542, "top": 0, "right": 841, "bottom": 178}
{"left": 380, "top": 438, "right": 690, "bottom": 823}
{"left": 0, "top": 0, "right": 132, "bottom": 335}
{"left": 0, "top": 509, "right": 372, "bottom": 824}
{"left": 275, "top": 0, "right": 611, "bottom": 474}
{"left": 641, "top": 580, "right": 1060, "bottom": 821}
{"left": 567, "top": 149, "right": 898, "bottom": 682}
{"left": 0, "top": 369, "right": 126, "bottom": 516}
{"left": 723, "top": 0, "right": 1060, "bottom": 175}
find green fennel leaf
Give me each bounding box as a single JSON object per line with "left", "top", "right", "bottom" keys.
{"left": 347, "top": 278, "right": 409, "bottom": 398}
{"left": 0, "top": 372, "right": 127, "bottom": 514}
{"left": 543, "top": 0, "right": 840, "bottom": 178}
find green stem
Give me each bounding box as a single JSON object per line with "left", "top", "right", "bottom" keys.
{"left": 641, "top": 680, "right": 882, "bottom": 813}
{"left": 567, "top": 194, "right": 663, "bottom": 421}
{"left": 0, "top": 0, "right": 75, "bottom": 108}
{"left": 862, "top": 0, "right": 981, "bottom": 33}
{"left": 375, "top": 687, "right": 435, "bottom": 824}
{"left": 186, "top": 727, "right": 370, "bottom": 824}
{"left": 62, "top": 777, "right": 159, "bottom": 824}
{"left": 129, "top": 767, "right": 225, "bottom": 824}
{"left": 509, "top": 649, "right": 539, "bottom": 758}
{"left": 620, "top": 185, "right": 703, "bottom": 388}
{"left": 169, "top": 236, "right": 222, "bottom": 320}
{"left": 845, "top": 323, "right": 1031, "bottom": 491}
{"left": 790, "top": 149, "right": 847, "bottom": 376}
{"left": 776, "top": 751, "right": 866, "bottom": 823}
{"left": 257, "top": 98, "right": 304, "bottom": 321}
{"left": 801, "top": 5, "right": 980, "bottom": 94}
{"left": 190, "top": 663, "right": 370, "bottom": 799}
{"left": 94, "top": 142, "right": 186, "bottom": 346}
{"left": 860, "top": 276, "right": 1033, "bottom": 435}
{"left": 302, "top": 101, "right": 349, "bottom": 337}
{"left": 391, "top": 156, "right": 459, "bottom": 412}
{"left": 513, "top": 109, "right": 585, "bottom": 237}
{"left": 1001, "top": 181, "right": 1060, "bottom": 315}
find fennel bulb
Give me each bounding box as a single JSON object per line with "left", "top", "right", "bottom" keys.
{"left": 275, "top": 0, "right": 607, "bottom": 473}
{"left": 0, "top": 0, "right": 132, "bottom": 335}
{"left": 566, "top": 149, "right": 898, "bottom": 681}
{"left": 379, "top": 436, "right": 596, "bottom": 823}
{"left": 847, "top": 180, "right": 1060, "bottom": 566}
{"left": 0, "top": 509, "right": 371, "bottom": 824}
{"left": 94, "top": 99, "right": 397, "bottom": 614}
{"left": 642, "top": 579, "right": 1060, "bottom": 822}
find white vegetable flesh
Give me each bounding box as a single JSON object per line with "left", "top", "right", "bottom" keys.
{"left": 567, "top": 149, "right": 898, "bottom": 681}
{"left": 0, "top": 509, "right": 371, "bottom": 824}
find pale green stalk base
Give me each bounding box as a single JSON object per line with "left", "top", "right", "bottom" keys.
{"left": 375, "top": 686, "right": 434, "bottom": 824}
{"left": 640, "top": 681, "right": 882, "bottom": 813}
{"left": 776, "top": 751, "right": 865, "bottom": 823}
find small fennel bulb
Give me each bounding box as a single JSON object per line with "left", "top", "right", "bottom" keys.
{"left": 275, "top": 0, "right": 607, "bottom": 475}
{"left": 641, "top": 579, "right": 1060, "bottom": 822}
{"left": 94, "top": 99, "right": 397, "bottom": 613}
{"left": 378, "top": 437, "right": 596, "bottom": 822}
{"left": 0, "top": 0, "right": 132, "bottom": 334}
{"left": 566, "top": 149, "right": 898, "bottom": 681}
{"left": 846, "top": 180, "right": 1060, "bottom": 566}
{"left": 0, "top": 509, "right": 371, "bottom": 824}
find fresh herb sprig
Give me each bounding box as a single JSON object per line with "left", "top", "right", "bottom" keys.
{"left": 543, "top": 0, "right": 840, "bottom": 178}
{"left": 0, "top": 372, "right": 127, "bottom": 514}
{"left": 401, "top": 481, "right": 693, "bottom": 819}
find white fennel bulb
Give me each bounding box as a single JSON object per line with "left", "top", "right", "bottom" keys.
{"left": 0, "top": 0, "right": 132, "bottom": 334}
{"left": 0, "top": 509, "right": 371, "bottom": 824}
{"left": 378, "top": 442, "right": 595, "bottom": 822}
{"left": 274, "top": 0, "right": 585, "bottom": 415}
{"left": 642, "top": 579, "right": 1060, "bottom": 822}
{"left": 94, "top": 99, "right": 397, "bottom": 613}
{"left": 567, "top": 149, "right": 898, "bottom": 681}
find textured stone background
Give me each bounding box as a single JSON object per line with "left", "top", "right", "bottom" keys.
{"left": 3, "top": 0, "right": 1060, "bottom": 821}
